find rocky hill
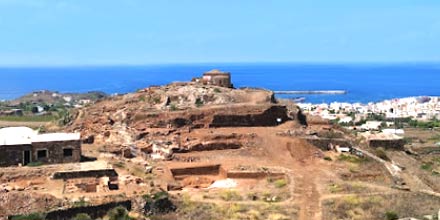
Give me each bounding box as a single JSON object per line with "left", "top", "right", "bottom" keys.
{"left": 67, "top": 82, "right": 297, "bottom": 153}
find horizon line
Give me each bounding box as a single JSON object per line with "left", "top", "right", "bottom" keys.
{"left": 0, "top": 60, "right": 440, "bottom": 68}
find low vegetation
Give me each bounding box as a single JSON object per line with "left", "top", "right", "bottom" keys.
{"left": 385, "top": 211, "right": 399, "bottom": 220}
{"left": 0, "top": 115, "right": 55, "bottom": 122}
{"left": 195, "top": 98, "right": 204, "bottom": 107}
{"left": 72, "top": 198, "right": 90, "bottom": 208}
{"left": 408, "top": 119, "right": 440, "bottom": 129}
{"left": 420, "top": 157, "right": 440, "bottom": 175}
{"left": 374, "top": 147, "right": 390, "bottom": 161}
{"left": 143, "top": 191, "right": 176, "bottom": 216}
{"left": 169, "top": 104, "right": 178, "bottom": 111}
{"left": 26, "top": 161, "right": 44, "bottom": 167}
{"left": 273, "top": 179, "right": 287, "bottom": 188}
{"left": 10, "top": 213, "right": 45, "bottom": 220}
{"left": 72, "top": 213, "right": 92, "bottom": 220}
{"left": 338, "top": 154, "right": 368, "bottom": 164}
{"left": 428, "top": 134, "right": 440, "bottom": 142}
{"left": 220, "top": 190, "right": 242, "bottom": 201}
{"left": 323, "top": 193, "right": 440, "bottom": 219}
{"left": 328, "top": 182, "right": 367, "bottom": 194}
{"left": 107, "top": 206, "right": 133, "bottom": 220}
{"left": 177, "top": 193, "right": 297, "bottom": 220}
{"left": 323, "top": 156, "right": 333, "bottom": 161}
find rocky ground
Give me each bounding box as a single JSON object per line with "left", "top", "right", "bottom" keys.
{"left": 1, "top": 83, "right": 439, "bottom": 220}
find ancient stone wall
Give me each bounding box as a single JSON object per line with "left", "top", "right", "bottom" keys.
{"left": 209, "top": 105, "right": 290, "bottom": 127}
{"left": 186, "top": 141, "right": 241, "bottom": 152}
{"left": 0, "top": 166, "right": 59, "bottom": 182}
{"left": 302, "top": 137, "right": 352, "bottom": 150}
{"left": 170, "top": 164, "right": 223, "bottom": 180}
{"left": 31, "top": 140, "right": 81, "bottom": 164}
{"left": 226, "top": 171, "right": 285, "bottom": 179}
{"left": 52, "top": 169, "right": 118, "bottom": 180}
{"left": 368, "top": 139, "right": 405, "bottom": 150}
{"left": 0, "top": 145, "right": 31, "bottom": 167}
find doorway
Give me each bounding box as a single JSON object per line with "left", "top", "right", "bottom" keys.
{"left": 23, "top": 150, "right": 31, "bottom": 165}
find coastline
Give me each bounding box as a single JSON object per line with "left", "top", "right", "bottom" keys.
{"left": 274, "top": 90, "right": 347, "bottom": 95}
{"left": 1, "top": 64, "right": 439, "bottom": 103}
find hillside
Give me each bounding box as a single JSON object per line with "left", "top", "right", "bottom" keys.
{"left": 67, "top": 82, "right": 295, "bottom": 151}
{"left": 2, "top": 83, "right": 439, "bottom": 220}
{"left": 8, "top": 90, "right": 107, "bottom": 106}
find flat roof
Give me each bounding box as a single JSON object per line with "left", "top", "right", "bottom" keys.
{"left": 367, "top": 133, "right": 403, "bottom": 140}
{"left": 0, "top": 127, "right": 36, "bottom": 145}
{"left": 32, "top": 133, "right": 81, "bottom": 143}
{"left": 204, "top": 69, "right": 230, "bottom": 74}
{"left": 0, "top": 127, "right": 80, "bottom": 146}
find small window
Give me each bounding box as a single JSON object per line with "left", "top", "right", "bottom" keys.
{"left": 37, "top": 149, "right": 48, "bottom": 159}
{"left": 63, "top": 148, "right": 73, "bottom": 157}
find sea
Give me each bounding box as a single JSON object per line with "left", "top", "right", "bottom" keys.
{"left": 1, "top": 63, "right": 440, "bottom": 104}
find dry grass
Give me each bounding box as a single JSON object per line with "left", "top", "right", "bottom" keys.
{"left": 0, "top": 120, "right": 49, "bottom": 128}
{"left": 323, "top": 192, "right": 440, "bottom": 220}
{"left": 327, "top": 182, "right": 368, "bottom": 194}
{"left": 174, "top": 193, "right": 298, "bottom": 220}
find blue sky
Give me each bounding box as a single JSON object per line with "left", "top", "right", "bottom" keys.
{"left": 0, "top": 0, "right": 439, "bottom": 66}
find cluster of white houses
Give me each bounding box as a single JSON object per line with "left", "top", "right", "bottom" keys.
{"left": 0, "top": 127, "right": 81, "bottom": 167}
{"left": 299, "top": 96, "right": 440, "bottom": 122}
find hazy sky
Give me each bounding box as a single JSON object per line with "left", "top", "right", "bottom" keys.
{"left": 0, "top": 0, "right": 439, "bottom": 66}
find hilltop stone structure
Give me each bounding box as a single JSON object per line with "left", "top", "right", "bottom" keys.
{"left": 193, "top": 69, "right": 233, "bottom": 88}
{"left": 0, "top": 127, "right": 81, "bottom": 166}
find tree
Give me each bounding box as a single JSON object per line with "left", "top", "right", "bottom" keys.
{"left": 57, "top": 110, "right": 73, "bottom": 126}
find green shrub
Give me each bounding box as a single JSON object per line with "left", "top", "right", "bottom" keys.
{"left": 73, "top": 198, "right": 89, "bottom": 208}
{"left": 107, "top": 206, "right": 131, "bottom": 220}
{"left": 324, "top": 156, "right": 332, "bottom": 161}
{"left": 220, "top": 190, "right": 242, "bottom": 201}
{"left": 139, "top": 96, "right": 146, "bottom": 102}
{"left": 153, "top": 97, "right": 161, "bottom": 104}
{"left": 213, "top": 88, "right": 221, "bottom": 93}
{"left": 195, "top": 98, "right": 203, "bottom": 107}
{"left": 421, "top": 162, "right": 433, "bottom": 171}
{"left": 328, "top": 184, "right": 342, "bottom": 193}
{"left": 72, "top": 213, "right": 92, "bottom": 220}
{"left": 170, "top": 104, "right": 178, "bottom": 111}
{"left": 374, "top": 147, "right": 390, "bottom": 161}
{"left": 57, "top": 110, "right": 73, "bottom": 126}
{"left": 385, "top": 211, "right": 399, "bottom": 220}
{"left": 273, "top": 179, "right": 287, "bottom": 188}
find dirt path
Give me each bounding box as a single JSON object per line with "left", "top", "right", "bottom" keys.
{"left": 294, "top": 167, "right": 321, "bottom": 220}
{"left": 171, "top": 125, "right": 336, "bottom": 220}
{"left": 259, "top": 129, "right": 323, "bottom": 220}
